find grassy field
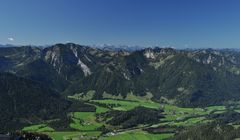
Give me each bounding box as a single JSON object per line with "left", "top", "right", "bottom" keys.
{"left": 22, "top": 124, "right": 54, "bottom": 132}
{"left": 162, "top": 105, "right": 204, "bottom": 121}
{"left": 46, "top": 130, "right": 173, "bottom": 140}
{"left": 70, "top": 112, "right": 103, "bottom": 131}
{"left": 91, "top": 99, "right": 160, "bottom": 111}
{"left": 68, "top": 90, "right": 95, "bottom": 101}
{"left": 45, "top": 131, "right": 101, "bottom": 140}
{"left": 99, "top": 130, "right": 174, "bottom": 140}
{"left": 89, "top": 103, "right": 109, "bottom": 114}
{"left": 22, "top": 91, "right": 231, "bottom": 140}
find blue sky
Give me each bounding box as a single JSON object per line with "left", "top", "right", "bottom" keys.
{"left": 0, "top": 0, "right": 240, "bottom": 48}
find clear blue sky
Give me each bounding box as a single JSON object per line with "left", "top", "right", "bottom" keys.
{"left": 0, "top": 0, "right": 240, "bottom": 48}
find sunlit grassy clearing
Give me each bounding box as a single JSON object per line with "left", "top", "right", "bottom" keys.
{"left": 45, "top": 131, "right": 101, "bottom": 140}
{"left": 22, "top": 124, "right": 54, "bottom": 132}
{"left": 99, "top": 130, "right": 174, "bottom": 140}
{"left": 91, "top": 99, "right": 160, "bottom": 111}
{"left": 70, "top": 112, "right": 103, "bottom": 131}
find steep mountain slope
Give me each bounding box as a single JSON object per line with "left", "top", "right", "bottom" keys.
{"left": 0, "top": 73, "right": 70, "bottom": 132}
{"left": 1, "top": 44, "right": 240, "bottom": 107}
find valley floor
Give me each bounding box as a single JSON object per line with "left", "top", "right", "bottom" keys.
{"left": 22, "top": 92, "right": 240, "bottom": 140}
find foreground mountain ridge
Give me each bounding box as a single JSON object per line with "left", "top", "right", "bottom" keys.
{"left": 1, "top": 43, "right": 240, "bottom": 107}
{"left": 0, "top": 72, "right": 70, "bottom": 132}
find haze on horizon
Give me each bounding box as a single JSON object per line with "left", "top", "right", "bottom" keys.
{"left": 0, "top": 0, "right": 240, "bottom": 48}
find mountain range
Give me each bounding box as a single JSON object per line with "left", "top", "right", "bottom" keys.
{"left": 1, "top": 43, "right": 240, "bottom": 108}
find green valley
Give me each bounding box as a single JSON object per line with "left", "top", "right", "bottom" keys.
{"left": 2, "top": 45, "right": 240, "bottom": 139}
{"left": 20, "top": 91, "right": 240, "bottom": 140}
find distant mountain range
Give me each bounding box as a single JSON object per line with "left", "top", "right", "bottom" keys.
{"left": 1, "top": 43, "right": 240, "bottom": 108}
{"left": 92, "top": 44, "right": 145, "bottom": 52}
{"left": 0, "top": 44, "right": 18, "bottom": 48}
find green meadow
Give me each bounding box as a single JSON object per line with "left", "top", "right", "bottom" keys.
{"left": 99, "top": 130, "right": 174, "bottom": 140}
{"left": 23, "top": 124, "right": 54, "bottom": 132}
{"left": 70, "top": 112, "right": 103, "bottom": 131}
{"left": 22, "top": 91, "right": 233, "bottom": 140}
